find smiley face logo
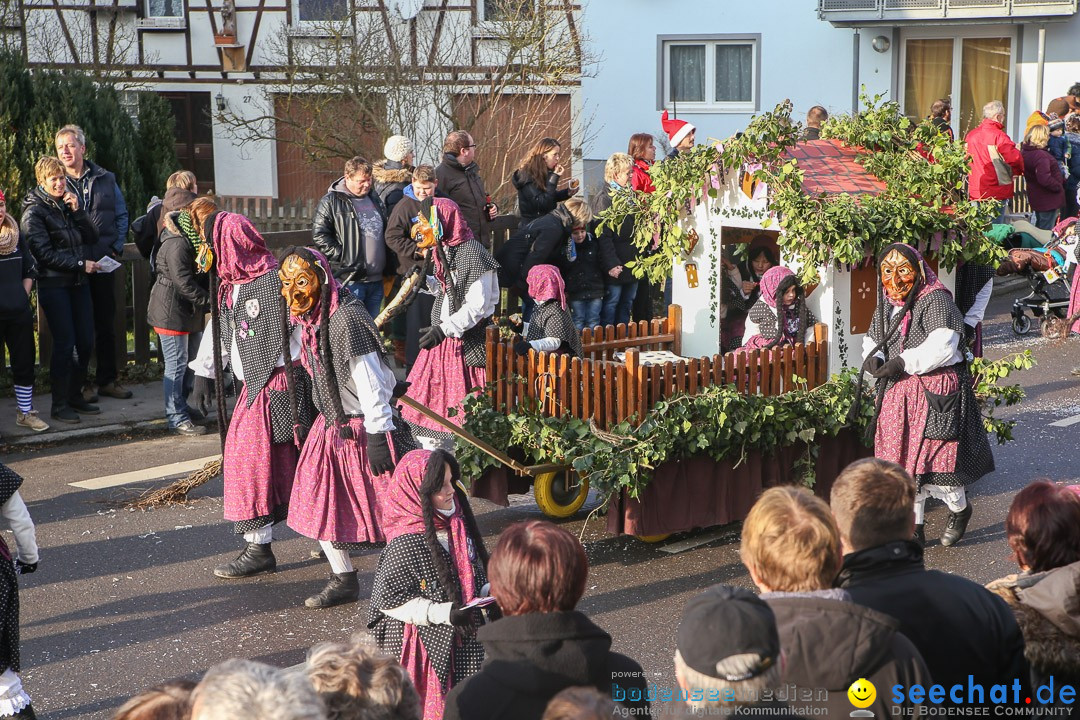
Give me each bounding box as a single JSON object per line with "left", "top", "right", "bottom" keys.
{"left": 848, "top": 678, "right": 876, "bottom": 709}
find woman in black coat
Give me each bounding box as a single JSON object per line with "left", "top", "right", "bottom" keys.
{"left": 512, "top": 138, "right": 579, "bottom": 223}
{"left": 146, "top": 208, "right": 212, "bottom": 435}
{"left": 21, "top": 156, "right": 101, "bottom": 424}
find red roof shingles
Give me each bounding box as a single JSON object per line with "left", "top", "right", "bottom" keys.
{"left": 784, "top": 139, "right": 885, "bottom": 197}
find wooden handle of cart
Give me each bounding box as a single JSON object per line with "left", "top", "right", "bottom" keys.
{"left": 397, "top": 395, "right": 567, "bottom": 478}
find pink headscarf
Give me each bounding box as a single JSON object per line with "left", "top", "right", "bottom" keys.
{"left": 430, "top": 197, "right": 476, "bottom": 293}
{"left": 380, "top": 450, "right": 478, "bottom": 604}
{"left": 758, "top": 266, "right": 793, "bottom": 309}
{"left": 526, "top": 264, "right": 568, "bottom": 310}
{"left": 212, "top": 212, "right": 278, "bottom": 305}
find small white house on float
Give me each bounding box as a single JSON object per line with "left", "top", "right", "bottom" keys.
{"left": 671, "top": 138, "right": 956, "bottom": 374}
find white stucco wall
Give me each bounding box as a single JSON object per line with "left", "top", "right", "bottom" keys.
{"left": 579, "top": 1, "right": 893, "bottom": 163}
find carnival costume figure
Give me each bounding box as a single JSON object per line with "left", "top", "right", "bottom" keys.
{"left": 740, "top": 265, "right": 817, "bottom": 352}
{"left": 515, "top": 265, "right": 582, "bottom": 358}
{"left": 190, "top": 211, "right": 313, "bottom": 579}
{"left": 368, "top": 449, "right": 490, "bottom": 720}
{"left": 861, "top": 243, "right": 994, "bottom": 547}
{"left": 278, "top": 247, "right": 416, "bottom": 608}
{"left": 399, "top": 200, "right": 499, "bottom": 449}
{"left": 0, "top": 464, "right": 37, "bottom": 720}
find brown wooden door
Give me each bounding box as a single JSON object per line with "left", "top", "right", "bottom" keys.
{"left": 162, "top": 92, "right": 216, "bottom": 194}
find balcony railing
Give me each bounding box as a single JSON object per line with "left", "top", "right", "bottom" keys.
{"left": 818, "top": 0, "right": 1077, "bottom": 23}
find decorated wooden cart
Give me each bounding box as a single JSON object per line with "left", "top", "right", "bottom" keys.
{"left": 459, "top": 97, "right": 1018, "bottom": 540}
{"left": 464, "top": 306, "right": 871, "bottom": 540}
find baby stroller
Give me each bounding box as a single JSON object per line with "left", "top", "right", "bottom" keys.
{"left": 997, "top": 219, "right": 1077, "bottom": 336}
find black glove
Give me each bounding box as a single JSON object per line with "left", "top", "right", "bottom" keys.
{"left": 449, "top": 604, "right": 478, "bottom": 628}
{"left": 964, "top": 323, "right": 977, "bottom": 347}
{"left": 862, "top": 355, "right": 883, "bottom": 375}
{"left": 872, "top": 357, "right": 906, "bottom": 379}
{"left": 419, "top": 325, "right": 446, "bottom": 350}
{"left": 191, "top": 376, "right": 214, "bottom": 415}
{"left": 15, "top": 559, "right": 37, "bottom": 575}
{"left": 513, "top": 339, "right": 532, "bottom": 356}
{"left": 392, "top": 381, "right": 411, "bottom": 399}
{"left": 367, "top": 432, "right": 395, "bottom": 476}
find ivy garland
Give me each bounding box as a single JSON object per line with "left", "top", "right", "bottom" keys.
{"left": 598, "top": 93, "right": 1005, "bottom": 288}
{"left": 455, "top": 352, "right": 1032, "bottom": 499}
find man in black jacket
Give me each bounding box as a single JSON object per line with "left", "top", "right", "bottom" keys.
{"left": 435, "top": 130, "right": 497, "bottom": 245}
{"left": 312, "top": 156, "right": 389, "bottom": 320}
{"left": 831, "top": 458, "right": 1030, "bottom": 702}
{"left": 56, "top": 124, "right": 132, "bottom": 401}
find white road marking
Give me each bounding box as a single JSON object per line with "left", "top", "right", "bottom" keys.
{"left": 658, "top": 527, "right": 736, "bottom": 555}
{"left": 1049, "top": 414, "right": 1080, "bottom": 428}
{"left": 70, "top": 455, "right": 219, "bottom": 490}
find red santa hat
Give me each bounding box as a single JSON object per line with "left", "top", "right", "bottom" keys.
{"left": 662, "top": 110, "right": 695, "bottom": 148}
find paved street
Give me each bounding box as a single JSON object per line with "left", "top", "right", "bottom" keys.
{"left": 7, "top": 282, "right": 1080, "bottom": 719}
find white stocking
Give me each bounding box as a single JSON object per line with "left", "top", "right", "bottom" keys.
{"left": 243, "top": 525, "right": 273, "bottom": 544}
{"left": 320, "top": 540, "right": 354, "bottom": 574}
{"left": 913, "top": 489, "right": 929, "bottom": 525}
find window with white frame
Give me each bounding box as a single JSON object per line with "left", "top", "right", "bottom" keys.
{"left": 294, "top": 0, "right": 348, "bottom": 24}
{"left": 660, "top": 36, "right": 759, "bottom": 112}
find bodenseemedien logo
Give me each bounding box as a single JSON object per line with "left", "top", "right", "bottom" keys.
{"left": 848, "top": 678, "right": 876, "bottom": 717}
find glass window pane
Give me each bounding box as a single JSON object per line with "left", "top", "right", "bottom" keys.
{"left": 670, "top": 45, "right": 706, "bottom": 103}
{"left": 959, "top": 37, "right": 1011, "bottom": 138}
{"left": 146, "top": 0, "right": 182, "bottom": 17}
{"left": 299, "top": 0, "right": 347, "bottom": 22}
{"left": 484, "top": 0, "right": 533, "bottom": 20}
{"left": 714, "top": 44, "right": 753, "bottom": 103}
{"left": 904, "top": 39, "right": 953, "bottom": 123}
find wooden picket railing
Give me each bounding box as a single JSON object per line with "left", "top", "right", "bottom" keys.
{"left": 484, "top": 305, "right": 829, "bottom": 432}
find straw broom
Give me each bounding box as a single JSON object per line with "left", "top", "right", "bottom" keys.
{"left": 126, "top": 456, "right": 223, "bottom": 509}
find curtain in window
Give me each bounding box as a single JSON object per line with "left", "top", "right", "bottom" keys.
{"left": 903, "top": 39, "right": 953, "bottom": 122}
{"left": 147, "top": 0, "right": 181, "bottom": 17}
{"left": 715, "top": 44, "right": 752, "bottom": 103}
{"left": 959, "top": 37, "right": 1010, "bottom": 138}
{"left": 670, "top": 45, "right": 706, "bottom": 103}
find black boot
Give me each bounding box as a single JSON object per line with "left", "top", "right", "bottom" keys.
{"left": 913, "top": 524, "right": 925, "bottom": 547}
{"left": 214, "top": 542, "right": 276, "bottom": 578}
{"left": 940, "top": 503, "right": 973, "bottom": 547}
{"left": 304, "top": 571, "right": 359, "bottom": 608}
{"left": 11, "top": 704, "right": 37, "bottom": 719}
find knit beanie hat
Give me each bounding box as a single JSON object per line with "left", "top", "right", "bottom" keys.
{"left": 1025, "top": 111, "right": 1049, "bottom": 139}
{"left": 661, "top": 110, "right": 695, "bottom": 148}
{"left": 384, "top": 135, "right": 414, "bottom": 163}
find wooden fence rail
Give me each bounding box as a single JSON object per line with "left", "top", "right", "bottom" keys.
{"left": 485, "top": 310, "right": 829, "bottom": 432}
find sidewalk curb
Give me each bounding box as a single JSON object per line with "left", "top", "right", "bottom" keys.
{"left": 1, "top": 418, "right": 172, "bottom": 452}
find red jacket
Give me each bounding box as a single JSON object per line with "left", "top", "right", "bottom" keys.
{"left": 964, "top": 119, "right": 1024, "bottom": 201}
{"left": 631, "top": 158, "right": 655, "bottom": 194}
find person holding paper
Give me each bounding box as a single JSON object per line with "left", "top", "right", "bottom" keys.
{"left": 21, "top": 156, "right": 101, "bottom": 424}
{"left": 368, "top": 449, "right": 491, "bottom": 720}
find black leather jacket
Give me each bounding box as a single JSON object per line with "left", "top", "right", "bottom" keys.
{"left": 21, "top": 188, "right": 100, "bottom": 287}
{"left": 311, "top": 178, "right": 390, "bottom": 282}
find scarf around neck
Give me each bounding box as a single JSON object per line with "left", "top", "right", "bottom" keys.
{"left": 0, "top": 214, "right": 18, "bottom": 256}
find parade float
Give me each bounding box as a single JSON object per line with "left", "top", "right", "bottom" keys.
{"left": 454, "top": 96, "right": 1028, "bottom": 541}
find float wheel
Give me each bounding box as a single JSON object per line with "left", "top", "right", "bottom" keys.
{"left": 533, "top": 470, "right": 589, "bottom": 519}
{"left": 635, "top": 533, "right": 672, "bottom": 543}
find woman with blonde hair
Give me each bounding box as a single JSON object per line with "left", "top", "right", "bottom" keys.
{"left": 512, "top": 138, "right": 579, "bottom": 223}
{"left": 1021, "top": 123, "right": 1065, "bottom": 230}
{"left": 21, "top": 156, "right": 101, "bottom": 424}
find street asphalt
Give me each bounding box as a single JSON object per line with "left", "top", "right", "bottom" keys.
{"left": 5, "top": 279, "right": 1079, "bottom": 719}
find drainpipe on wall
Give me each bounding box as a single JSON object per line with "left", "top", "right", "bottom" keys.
{"left": 852, "top": 28, "right": 861, "bottom": 114}
{"left": 1035, "top": 25, "right": 1046, "bottom": 114}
